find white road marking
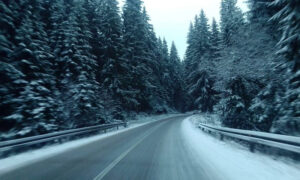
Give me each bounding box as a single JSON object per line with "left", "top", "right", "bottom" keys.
{"left": 93, "top": 122, "right": 165, "bottom": 180}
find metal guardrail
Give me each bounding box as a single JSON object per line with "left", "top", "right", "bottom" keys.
{"left": 0, "top": 122, "right": 126, "bottom": 152}
{"left": 198, "top": 123, "right": 300, "bottom": 154}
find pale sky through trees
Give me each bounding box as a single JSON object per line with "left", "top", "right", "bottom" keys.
{"left": 118, "top": 0, "right": 248, "bottom": 59}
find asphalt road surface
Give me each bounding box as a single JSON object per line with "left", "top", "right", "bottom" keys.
{"left": 0, "top": 115, "right": 218, "bottom": 180}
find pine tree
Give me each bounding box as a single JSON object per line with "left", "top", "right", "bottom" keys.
{"left": 153, "top": 37, "right": 171, "bottom": 112}
{"left": 122, "top": 0, "right": 156, "bottom": 112}
{"left": 169, "top": 42, "right": 184, "bottom": 110}
{"left": 49, "top": 0, "right": 76, "bottom": 129}
{"left": 210, "top": 18, "right": 221, "bottom": 61}
{"left": 270, "top": 0, "right": 300, "bottom": 135}
{"left": 82, "top": 0, "right": 105, "bottom": 72}
{"left": 249, "top": 82, "right": 285, "bottom": 131}
{"left": 8, "top": 0, "right": 58, "bottom": 136}
{"left": 221, "top": 77, "right": 252, "bottom": 129}
{"left": 195, "top": 10, "right": 210, "bottom": 61}
{"left": 94, "top": 0, "right": 127, "bottom": 119}
{"left": 248, "top": 0, "right": 281, "bottom": 40}
{"left": 220, "top": 0, "right": 244, "bottom": 46}
{"left": 184, "top": 22, "right": 196, "bottom": 80}
{"left": 184, "top": 10, "right": 216, "bottom": 111}
{"left": 70, "top": 1, "right": 102, "bottom": 127}
{"left": 141, "top": 8, "right": 173, "bottom": 113}
{"left": 189, "top": 71, "right": 216, "bottom": 112}
{"left": 0, "top": 1, "right": 21, "bottom": 136}
{"left": 160, "top": 38, "right": 173, "bottom": 106}
{"left": 170, "top": 42, "right": 180, "bottom": 64}
{"left": 98, "top": 0, "right": 124, "bottom": 81}
{"left": 0, "top": 2, "right": 28, "bottom": 135}
{"left": 49, "top": 0, "right": 99, "bottom": 128}
{"left": 271, "top": 0, "right": 300, "bottom": 72}
{"left": 0, "top": 0, "right": 185, "bottom": 139}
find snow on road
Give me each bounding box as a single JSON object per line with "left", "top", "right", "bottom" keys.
{"left": 181, "top": 116, "right": 300, "bottom": 180}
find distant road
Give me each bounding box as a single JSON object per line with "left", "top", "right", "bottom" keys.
{"left": 0, "top": 115, "right": 217, "bottom": 180}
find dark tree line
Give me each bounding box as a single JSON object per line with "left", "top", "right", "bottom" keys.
{"left": 0, "top": 0, "right": 298, "bottom": 140}
{"left": 0, "top": 0, "right": 183, "bottom": 140}
{"left": 183, "top": 0, "right": 300, "bottom": 136}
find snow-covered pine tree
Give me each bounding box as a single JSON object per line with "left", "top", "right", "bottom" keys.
{"left": 185, "top": 10, "right": 216, "bottom": 112}
{"left": 9, "top": 0, "right": 58, "bottom": 136}
{"left": 249, "top": 82, "right": 285, "bottom": 132}
{"left": 1, "top": 0, "right": 185, "bottom": 139}
{"left": 152, "top": 37, "right": 172, "bottom": 112}
{"left": 271, "top": 0, "right": 300, "bottom": 72}
{"left": 248, "top": 0, "right": 281, "bottom": 40}
{"left": 0, "top": 1, "right": 22, "bottom": 137}
{"left": 49, "top": 0, "right": 77, "bottom": 129}
{"left": 0, "top": 60, "right": 26, "bottom": 139}
{"left": 184, "top": 22, "right": 196, "bottom": 77}
{"left": 169, "top": 42, "right": 184, "bottom": 110}
{"left": 98, "top": 0, "right": 123, "bottom": 83}
{"left": 91, "top": 0, "right": 127, "bottom": 120}
{"left": 169, "top": 42, "right": 182, "bottom": 85}
{"left": 270, "top": 0, "right": 300, "bottom": 135}
{"left": 122, "top": 0, "right": 157, "bottom": 112}
{"left": 169, "top": 42, "right": 181, "bottom": 76}
{"left": 141, "top": 9, "right": 172, "bottom": 113}
{"left": 160, "top": 38, "right": 173, "bottom": 106}
{"left": 221, "top": 77, "right": 253, "bottom": 129}
{"left": 49, "top": 0, "right": 98, "bottom": 128}
{"left": 68, "top": 1, "right": 102, "bottom": 127}
{"left": 242, "top": 0, "right": 285, "bottom": 133}
{"left": 189, "top": 71, "right": 217, "bottom": 112}
{"left": 170, "top": 42, "right": 181, "bottom": 68}
{"left": 82, "top": 0, "right": 105, "bottom": 73}
{"left": 209, "top": 18, "right": 221, "bottom": 62}
{"left": 194, "top": 10, "right": 210, "bottom": 62}
{"left": 183, "top": 18, "right": 199, "bottom": 110}
{"left": 220, "top": 0, "right": 244, "bottom": 46}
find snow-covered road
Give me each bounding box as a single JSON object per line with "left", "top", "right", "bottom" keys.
{"left": 1, "top": 115, "right": 299, "bottom": 180}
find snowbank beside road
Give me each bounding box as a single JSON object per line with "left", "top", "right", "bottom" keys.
{"left": 181, "top": 116, "right": 300, "bottom": 180}
{"left": 189, "top": 113, "right": 222, "bottom": 126}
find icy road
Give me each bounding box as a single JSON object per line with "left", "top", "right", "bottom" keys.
{"left": 1, "top": 115, "right": 300, "bottom": 180}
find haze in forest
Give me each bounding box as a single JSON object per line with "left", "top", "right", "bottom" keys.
{"left": 118, "top": 0, "right": 248, "bottom": 58}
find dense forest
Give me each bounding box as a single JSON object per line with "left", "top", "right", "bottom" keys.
{"left": 0, "top": 0, "right": 183, "bottom": 140}
{"left": 0, "top": 0, "right": 299, "bottom": 140}
{"left": 183, "top": 0, "right": 299, "bottom": 136}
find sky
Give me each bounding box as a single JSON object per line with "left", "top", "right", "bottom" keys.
{"left": 118, "top": 0, "right": 249, "bottom": 59}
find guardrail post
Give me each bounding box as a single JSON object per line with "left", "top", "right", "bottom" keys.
{"left": 293, "top": 153, "right": 300, "bottom": 161}
{"left": 117, "top": 125, "right": 119, "bottom": 130}
{"left": 250, "top": 143, "right": 255, "bottom": 153}
{"left": 220, "top": 134, "right": 224, "bottom": 141}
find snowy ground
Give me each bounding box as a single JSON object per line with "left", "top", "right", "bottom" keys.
{"left": 181, "top": 116, "right": 300, "bottom": 180}
{"left": 0, "top": 113, "right": 180, "bottom": 174}
{"left": 191, "top": 113, "right": 222, "bottom": 126}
